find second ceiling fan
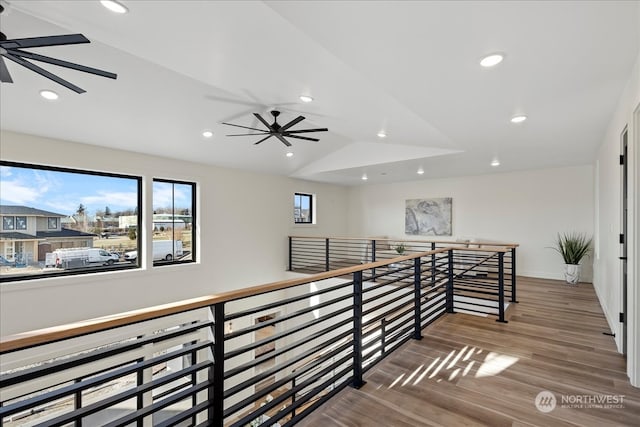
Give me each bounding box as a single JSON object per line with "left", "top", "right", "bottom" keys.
{"left": 223, "top": 110, "right": 328, "bottom": 147}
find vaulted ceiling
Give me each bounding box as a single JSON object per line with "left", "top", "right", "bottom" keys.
{"left": 1, "top": 1, "right": 638, "bottom": 185}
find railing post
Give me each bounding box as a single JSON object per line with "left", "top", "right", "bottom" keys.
{"left": 288, "top": 236, "right": 292, "bottom": 271}
{"left": 381, "top": 318, "right": 386, "bottom": 355}
{"left": 371, "top": 239, "right": 376, "bottom": 280}
{"left": 351, "top": 270, "right": 365, "bottom": 389}
{"left": 413, "top": 257, "right": 423, "bottom": 340}
{"left": 510, "top": 246, "right": 518, "bottom": 303}
{"left": 496, "top": 252, "right": 508, "bottom": 323}
{"left": 211, "top": 303, "right": 225, "bottom": 426}
{"left": 447, "top": 250, "right": 454, "bottom": 313}
{"left": 325, "top": 238, "right": 330, "bottom": 272}
{"left": 430, "top": 242, "right": 436, "bottom": 285}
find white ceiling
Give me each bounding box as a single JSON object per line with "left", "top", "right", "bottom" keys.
{"left": 1, "top": 1, "right": 638, "bottom": 185}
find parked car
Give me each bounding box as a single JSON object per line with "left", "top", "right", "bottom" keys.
{"left": 0, "top": 255, "right": 15, "bottom": 266}
{"left": 124, "top": 240, "right": 183, "bottom": 262}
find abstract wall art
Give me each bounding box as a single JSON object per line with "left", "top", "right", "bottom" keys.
{"left": 405, "top": 198, "right": 452, "bottom": 236}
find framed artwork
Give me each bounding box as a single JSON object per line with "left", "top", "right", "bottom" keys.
{"left": 2, "top": 216, "right": 15, "bottom": 230}
{"left": 405, "top": 198, "right": 452, "bottom": 236}
{"left": 47, "top": 217, "right": 58, "bottom": 229}
{"left": 15, "top": 216, "right": 27, "bottom": 230}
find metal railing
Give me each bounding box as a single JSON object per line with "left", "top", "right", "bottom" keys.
{"left": 1, "top": 241, "right": 514, "bottom": 426}
{"left": 289, "top": 236, "right": 518, "bottom": 320}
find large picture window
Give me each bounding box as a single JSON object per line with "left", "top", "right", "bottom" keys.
{"left": 0, "top": 161, "right": 141, "bottom": 282}
{"left": 294, "top": 193, "right": 313, "bottom": 224}
{"left": 152, "top": 179, "right": 196, "bottom": 266}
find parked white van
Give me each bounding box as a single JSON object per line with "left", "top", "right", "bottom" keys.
{"left": 124, "top": 240, "right": 183, "bottom": 262}
{"left": 49, "top": 248, "right": 119, "bottom": 268}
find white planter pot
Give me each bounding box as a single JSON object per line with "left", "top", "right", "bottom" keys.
{"left": 564, "top": 264, "right": 581, "bottom": 284}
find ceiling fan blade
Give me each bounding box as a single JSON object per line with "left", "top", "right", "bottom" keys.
{"left": 0, "top": 57, "right": 13, "bottom": 83}
{"left": 11, "top": 49, "right": 117, "bottom": 79}
{"left": 2, "top": 52, "right": 85, "bottom": 93}
{"left": 281, "top": 115, "right": 305, "bottom": 131}
{"left": 286, "top": 135, "right": 320, "bottom": 142}
{"left": 253, "top": 113, "right": 273, "bottom": 130}
{"left": 254, "top": 135, "right": 274, "bottom": 145}
{"left": 284, "top": 128, "right": 329, "bottom": 134}
{"left": 275, "top": 134, "right": 292, "bottom": 147}
{"left": 222, "top": 122, "right": 268, "bottom": 132}
{"left": 226, "top": 133, "right": 270, "bottom": 136}
{"left": 0, "top": 34, "right": 90, "bottom": 50}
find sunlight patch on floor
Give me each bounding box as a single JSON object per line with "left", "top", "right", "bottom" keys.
{"left": 385, "top": 345, "right": 519, "bottom": 388}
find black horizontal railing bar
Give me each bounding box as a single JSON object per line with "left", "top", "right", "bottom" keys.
{"left": 151, "top": 376, "right": 191, "bottom": 401}
{"left": 228, "top": 351, "right": 353, "bottom": 424}
{"left": 224, "top": 279, "right": 353, "bottom": 321}
{"left": 453, "top": 287, "right": 502, "bottom": 297}
{"left": 260, "top": 364, "right": 353, "bottom": 427}
{"left": 0, "top": 320, "right": 212, "bottom": 388}
{"left": 224, "top": 304, "right": 353, "bottom": 361}
{"left": 41, "top": 362, "right": 212, "bottom": 427}
{"left": 155, "top": 400, "right": 210, "bottom": 427}
{"left": 287, "top": 374, "right": 349, "bottom": 426}
{"left": 289, "top": 235, "right": 519, "bottom": 249}
{"left": 0, "top": 341, "right": 211, "bottom": 418}
{"left": 455, "top": 305, "right": 498, "bottom": 316}
{"left": 225, "top": 290, "right": 353, "bottom": 340}
{"left": 453, "top": 298, "right": 502, "bottom": 309}
{"left": 362, "top": 303, "right": 415, "bottom": 337}
{"left": 224, "top": 320, "right": 353, "bottom": 384}
{"left": 421, "top": 308, "right": 447, "bottom": 327}
{"left": 102, "top": 365, "right": 210, "bottom": 427}
{"left": 225, "top": 341, "right": 353, "bottom": 418}
{"left": 363, "top": 277, "right": 414, "bottom": 301}
{"left": 362, "top": 289, "right": 415, "bottom": 319}
{"left": 102, "top": 380, "right": 212, "bottom": 427}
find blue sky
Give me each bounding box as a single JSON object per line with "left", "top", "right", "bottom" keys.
{"left": 0, "top": 165, "right": 139, "bottom": 216}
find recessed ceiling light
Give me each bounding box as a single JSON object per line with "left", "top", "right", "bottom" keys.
{"left": 491, "top": 159, "right": 500, "bottom": 167}
{"left": 299, "top": 95, "right": 313, "bottom": 103}
{"left": 39, "top": 90, "right": 58, "bottom": 100}
{"left": 480, "top": 53, "right": 504, "bottom": 68}
{"left": 377, "top": 131, "right": 386, "bottom": 138}
{"left": 286, "top": 151, "right": 294, "bottom": 157}
{"left": 202, "top": 130, "right": 213, "bottom": 138}
{"left": 510, "top": 115, "right": 527, "bottom": 123}
{"left": 417, "top": 168, "right": 424, "bottom": 175}
{"left": 361, "top": 173, "right": 368, "bottom": 181}
{"left": 100, "top": 0, "right": 128, "bottom": 14}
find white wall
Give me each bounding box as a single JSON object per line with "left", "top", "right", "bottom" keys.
{"left": 594, "top": 46, "right": 640, "bottom": 385}
{"left": 0, "top": 131, "right": 349, "bottom": 336}
{"left": 346, "top": 165, "right": 594, "bottom": 281}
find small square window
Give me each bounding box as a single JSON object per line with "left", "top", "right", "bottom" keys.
{"left": 2, "top": 216, "right": 15, "bottom": 230}
{"left": 294, "top": 193, "right": 313, "bottom": 224}
{"left": 47, "top": 217, "right": 58, "bottom": 229}
{"left": 15, "top": 216, "right": 27, "bottom": 230}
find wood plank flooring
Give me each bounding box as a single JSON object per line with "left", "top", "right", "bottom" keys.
{"left": 297, "top": 276, "right": 640, "bottom": 426}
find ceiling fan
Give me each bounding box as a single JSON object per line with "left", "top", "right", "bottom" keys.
{"left": 0, "top": 4, "right": 117, "bottom": 93}
{"left": 223, "top": 110, "right": 328, "bottom": 147}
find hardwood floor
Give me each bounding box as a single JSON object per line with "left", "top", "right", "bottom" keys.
{"left": 297, "top": 276, "right": 640, "bottom": 426}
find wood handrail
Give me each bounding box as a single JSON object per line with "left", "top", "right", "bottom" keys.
{"left": 1, "top": 248, "right": 458, "bottom": 353}
{"left": 290, "top": 236, "right": 519, "bottom": 248}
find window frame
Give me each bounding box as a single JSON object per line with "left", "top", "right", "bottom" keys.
{"left": 15, "top": 216, "right": 27, "bottom": 230}
{"left": 2, "top": 216, "right": 15, "bottom": 230}
{"left": 0, "top": 160, "right": 142, "bottom": 283}
{"left": 294, "top": 192, "right": 314, "bottom": 224}
{"left": 152, "top": 178, "right": 196, "bottom": 267}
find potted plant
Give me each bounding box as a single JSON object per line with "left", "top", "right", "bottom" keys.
{"left": 394, "top": 242, "right": 406, "bottom": 255}
{"left": 551, "top": 232, "right": 592, "bottom": 284}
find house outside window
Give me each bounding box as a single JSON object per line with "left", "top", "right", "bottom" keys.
{"left": 0, "top": 161, "right": 141, "bottom": 281}
{"left": 294, "top": 193, "right": 314, "bottom": 224}
{"left": 152, "top": 179, "right": 196, "bottom": 266}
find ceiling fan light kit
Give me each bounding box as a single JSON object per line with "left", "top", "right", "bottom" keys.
{"left": 223, "top": 110, "right": 328, "bottom": 147}
{"left": 0, "top": 4, "right": 117, "bottom": 93}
